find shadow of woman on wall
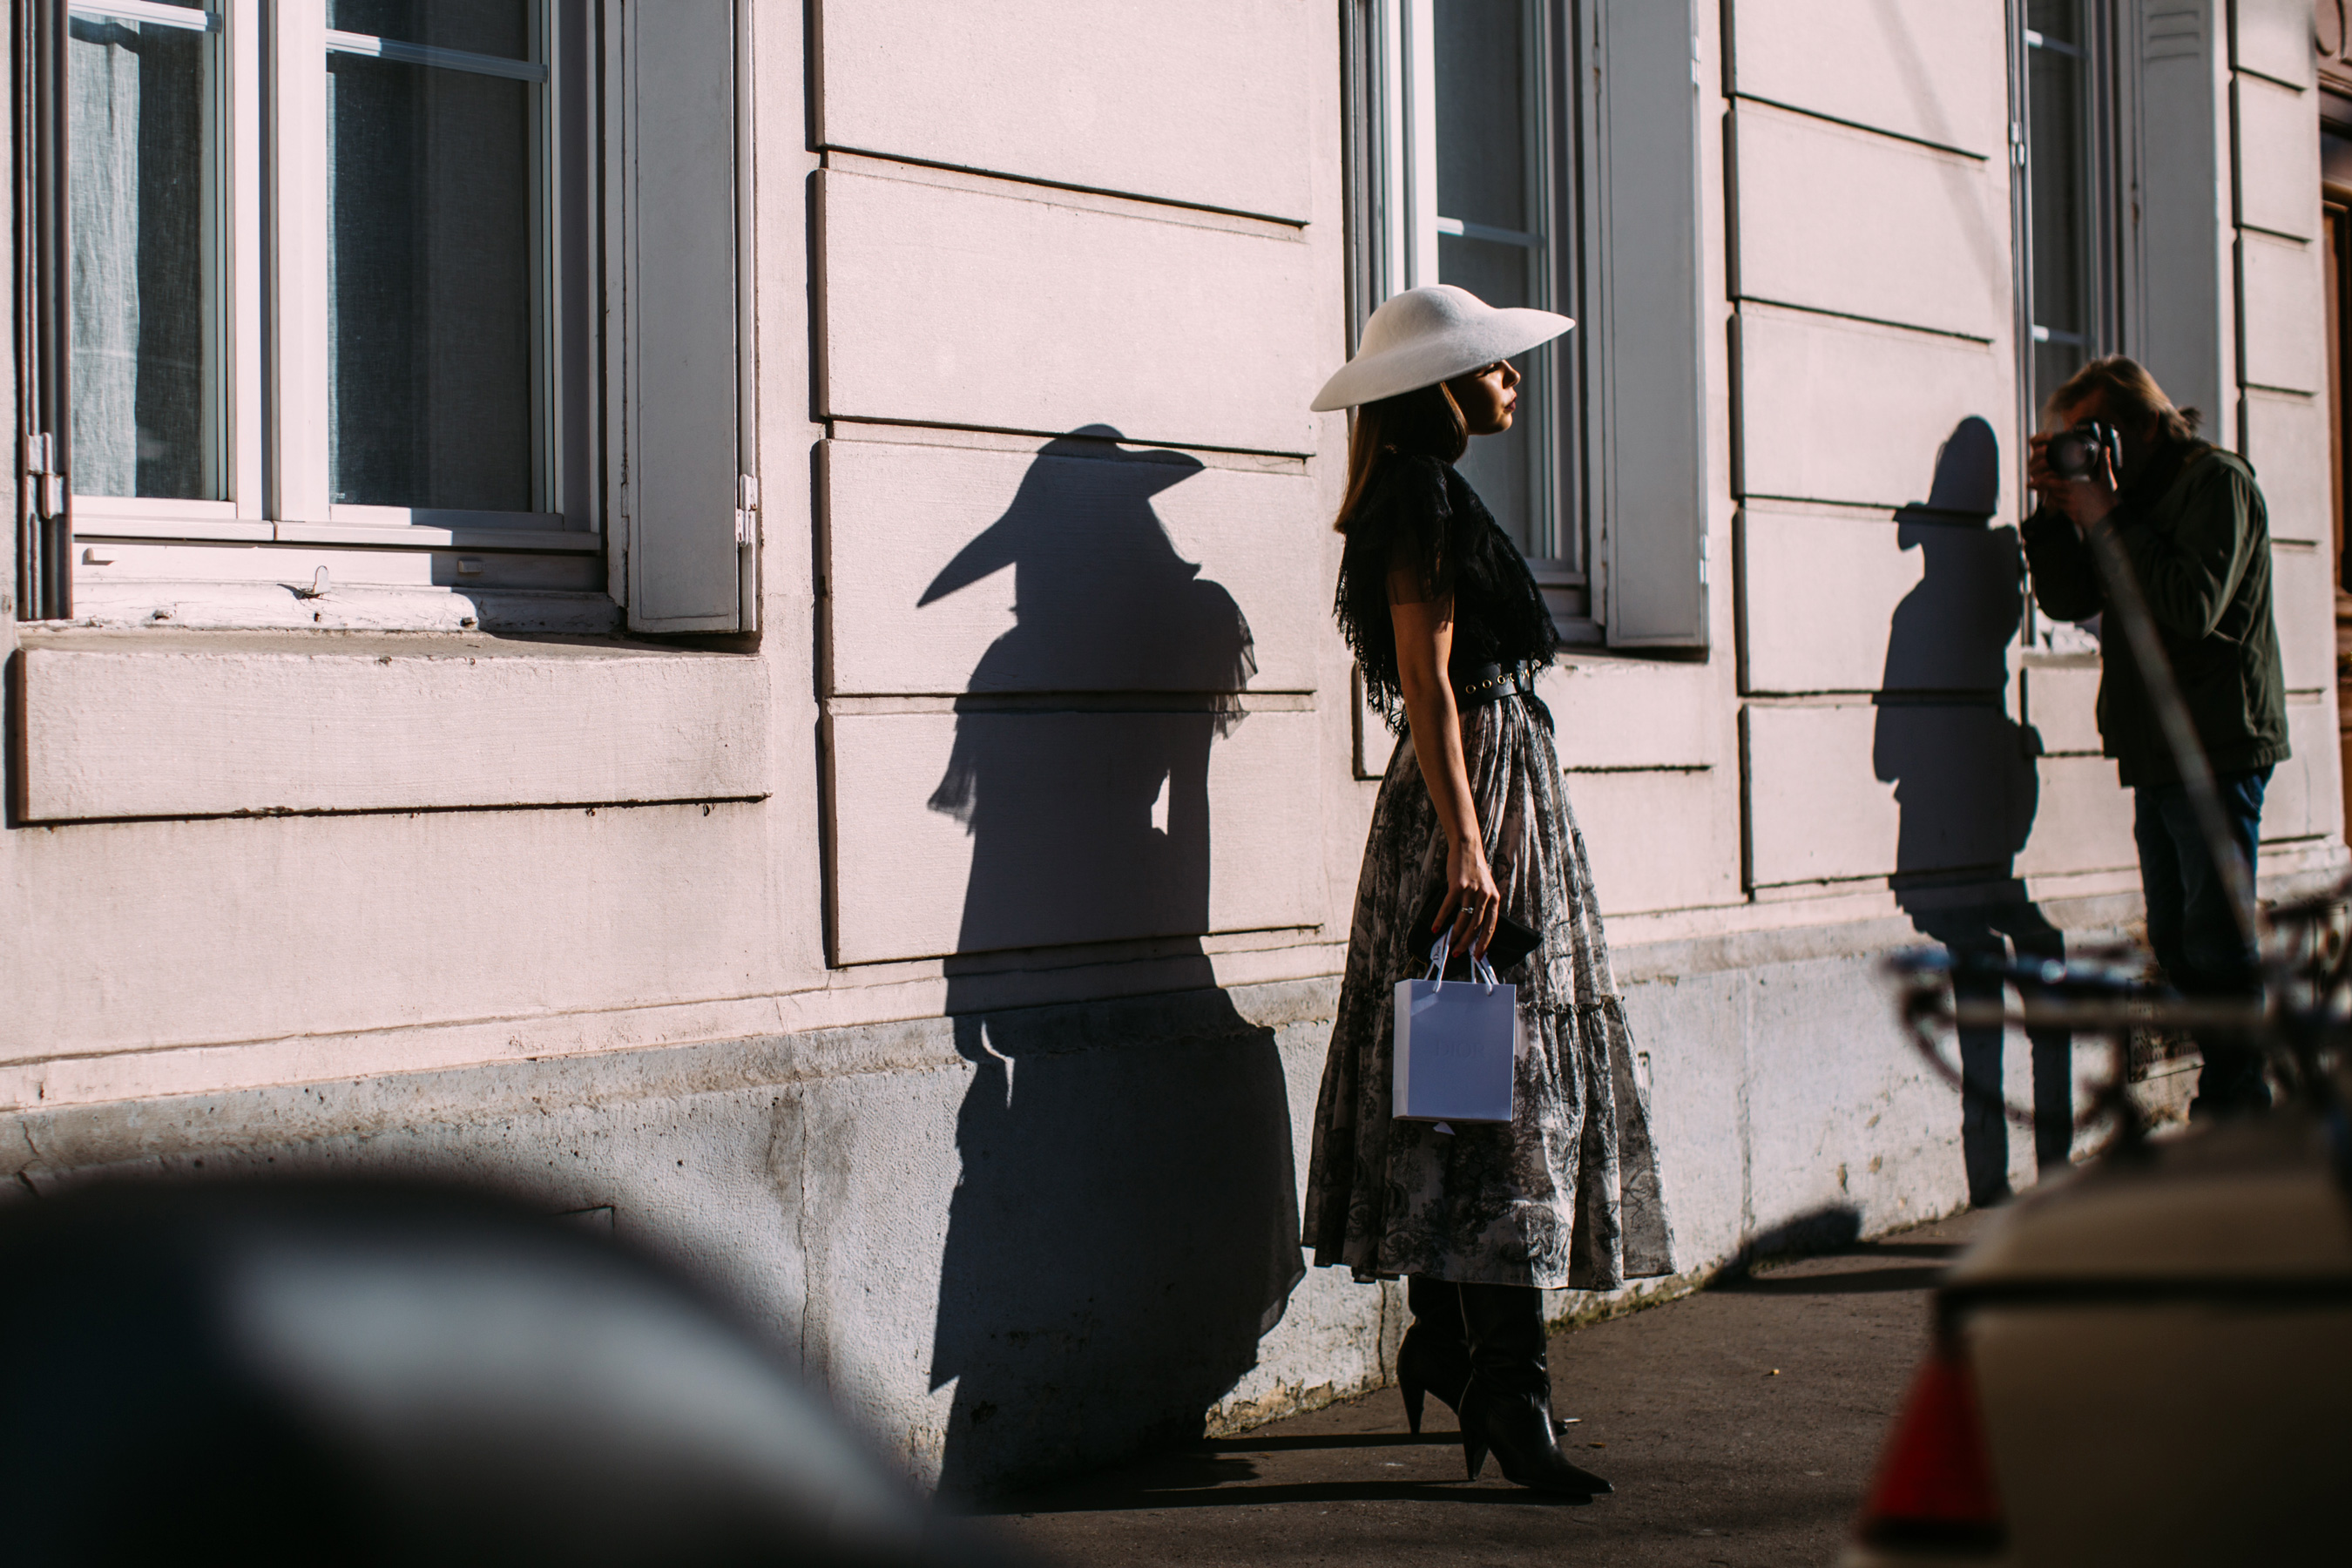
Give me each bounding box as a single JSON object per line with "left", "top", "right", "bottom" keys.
{"left": 1872, "top": 416, "right": 2074, "bottom": 1206}
{"left": 919, "top": 427, "right": 1305, "bottom": 1496}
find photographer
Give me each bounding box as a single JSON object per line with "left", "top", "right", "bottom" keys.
{"left": 2020, "top": 357, "right": 2290, "bottom": 1117}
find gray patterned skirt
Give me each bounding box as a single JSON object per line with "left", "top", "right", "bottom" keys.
{"left": 1302, "top": 692, "right": 1674, "bottom": 1289}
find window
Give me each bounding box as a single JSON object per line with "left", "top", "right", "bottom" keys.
{"left": 2018, "top": 1, "right": 2120, "bottom": 419}
{"left": 1356, "top": 0, "right": 1587, "bottom": 629}
{"left": 1345, "top": 0, "right": 1707, "bottom": 651}
{"left": 17, "top": 0, "right": 751, "bottom": 634}
{"left": 2015, "top": 2, "right": 2125, "bottom": 664}
{"left": 1430, "top": 2, "right": 1570, "bottom": 578}
{"left": 66, "top": 1, "right": 590, "bottom": 537}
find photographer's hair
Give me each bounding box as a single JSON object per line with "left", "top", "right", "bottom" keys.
{"left": 1333, "top": 380, "right": 1470, "bottom": 534}
{"left": 2044, "top": 355, "right": 2202, "bottom": 443}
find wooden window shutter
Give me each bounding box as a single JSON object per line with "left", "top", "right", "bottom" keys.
{"left": 608, "top": 0, "right": 749, "bottom": 632}
{"left": 1595, "top": 0, "right": 1707, "bottom": 648}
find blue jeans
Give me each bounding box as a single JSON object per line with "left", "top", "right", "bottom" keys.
{"left": 2132, "top": 767, "right": 2272, "bottom": 1114}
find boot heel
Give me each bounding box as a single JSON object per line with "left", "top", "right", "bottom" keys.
{"left": 1457, "top": 1283, "right": 1612, "bottom": 1497}
{"left": 1401, "top": 1375, "right": 1426, "bottom": 1436}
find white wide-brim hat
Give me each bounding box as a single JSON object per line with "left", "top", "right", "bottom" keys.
{"left": 1310, "top": 284, "right": 1572, "bottom": 412}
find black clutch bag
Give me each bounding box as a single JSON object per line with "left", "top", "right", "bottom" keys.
{"left": 1410, "top": 889, "right": 1541, "bottom": 979}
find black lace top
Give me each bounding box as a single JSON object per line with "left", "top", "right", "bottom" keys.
{"left": 1335, "top": 452, "right": 1559, "bottom": 733}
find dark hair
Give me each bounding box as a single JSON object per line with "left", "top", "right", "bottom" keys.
{"left": 1332, "top": 381, "right": 1469, "bottom": 534}
{"left": 2044, "top": 355, "right": 2202, "bottom": 443}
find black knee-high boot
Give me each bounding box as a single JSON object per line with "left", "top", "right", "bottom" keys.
{"left": 1458, "top": 1283, "right": 1611, "bottom": 1495}
{"left": 1396, "top": 1276, "right": 1470, "bottom": 1435}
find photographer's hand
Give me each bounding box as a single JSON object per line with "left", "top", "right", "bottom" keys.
{"left": 2069, "top": 451, "right": 2119, "bottom": 533}
{"left": 2025, "top": 431, "right": 2118, "bottom": 532}
{"left": 2025, "top": 431, "right": 2058, "bottom": 504}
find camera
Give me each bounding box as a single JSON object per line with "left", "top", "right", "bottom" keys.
{"left": 2047, "top": 420, "right": 2124, "bottom": 483}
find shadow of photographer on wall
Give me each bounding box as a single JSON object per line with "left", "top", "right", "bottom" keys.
{"left": 1873, "top": 416, "right": 2074, "bottom": 1204}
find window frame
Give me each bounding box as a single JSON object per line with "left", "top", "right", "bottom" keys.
{"left": 2011, "top": 0, "right": 2131, "bottom": 665}
{"left": 18, "top": 0, "right": 754, "bottom": 635}
{"left": 1345, "top": 0, "right": 1710, "bottom": 652}
{"left": 61, "top": 0, "right": 602, "bottom": 558}
{"left": 2014, "top": 0, "right": 2126, "bottom": 429}
{"left": 61, "top": 0, "right": 232, "bottom": 508}
{"left": 1351, "top": 0, "right": 1600, "bottom": 641}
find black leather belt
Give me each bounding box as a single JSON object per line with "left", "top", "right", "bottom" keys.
{"left": 1451, "top": 661, "right": 1551, "bottom": 729}
{"left": 1452, "top": 662, "right": 1523, "bottom": 710}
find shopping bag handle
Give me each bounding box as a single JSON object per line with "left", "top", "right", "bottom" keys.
{"left": 1424, "top": 930, "right": 1502, "bottom": 994}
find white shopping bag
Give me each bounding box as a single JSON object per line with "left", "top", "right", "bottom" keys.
{"left": 1393, "top": 930, "right": 1519, "bottom": 1124}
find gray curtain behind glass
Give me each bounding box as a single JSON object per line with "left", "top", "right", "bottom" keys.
{"left": 68, "top": 17, "right": 209, "bottom": 499}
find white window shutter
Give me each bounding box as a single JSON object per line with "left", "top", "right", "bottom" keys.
{"left": 2131, "top": 0, "right": 2230, "bottom": 441}
{"left": 1596, "top": 0, "right": 1707, "bottom": 649}
{"left": 610, "top": 0, "right": 744, "bottom": 632}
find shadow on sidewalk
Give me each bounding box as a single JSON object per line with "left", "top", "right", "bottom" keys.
{"left": 977, "top": 1479, "right": 1597, "bottom": 1514}
{"left": 1714, "top": 1264, "right": 1950, "bottom": 1296}
{"left": 970, "top": 1213, "right": 1988, "bottom": 1558}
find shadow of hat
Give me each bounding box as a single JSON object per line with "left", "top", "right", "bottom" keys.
{"left": 921, "top": 425, "right": 1204, "bottom": 606}
{"left": 1031, "top": 423, "right": 1203, "bottom": 490}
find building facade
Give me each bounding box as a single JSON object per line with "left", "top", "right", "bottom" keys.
{"left": 3, "top": 0, "right": 2342, "bottom": 1491}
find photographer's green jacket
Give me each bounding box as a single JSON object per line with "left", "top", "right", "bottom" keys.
{"left": 2020, "top": 441, "right": 2290, "bottom": 789}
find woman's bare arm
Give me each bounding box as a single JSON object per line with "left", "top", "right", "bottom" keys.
{"left": 1391, "top": 596, "right": 1501, "bottom": 957}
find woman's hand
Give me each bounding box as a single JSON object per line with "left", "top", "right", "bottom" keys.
{"left": 1432, "top": 838, "right": 1502, "bottom": 960}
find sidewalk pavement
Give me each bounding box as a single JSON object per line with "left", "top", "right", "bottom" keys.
{"left": 969, "top": 1210, "right": 1984, "bottom": 1567}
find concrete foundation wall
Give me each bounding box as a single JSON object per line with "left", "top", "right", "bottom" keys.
{"left": 3, "top": 906, "right": 2143, "bottom": 1493}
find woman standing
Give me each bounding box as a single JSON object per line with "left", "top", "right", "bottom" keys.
{"left": 1301, "top": 285, "right": 1673, "bottom": 1497}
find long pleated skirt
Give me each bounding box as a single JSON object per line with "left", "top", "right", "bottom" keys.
{"left": 1301, "top": 693, "right": 1675, "bottom": 1289}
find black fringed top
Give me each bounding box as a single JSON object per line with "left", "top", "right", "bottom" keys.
{"left": 1334, "top": 452, "right": 1559, "bottom": 733}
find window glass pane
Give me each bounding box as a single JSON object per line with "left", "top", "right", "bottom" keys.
{"left": 1439, "top": 234, "right": 1551, "bottom": 558}
{"left": 331, "top": 0, "right": 529, "bottom": 59}
{"left": 2028, "top": 39, "right": 2087, "bottom": 410}
{"left": 1435, "top": 0, "right": 1527, "bottom": 233}
{"left": 328, "top": 52, "right": 536, "bottom": 510}
{"left": 2031, "top": 337, "right": 2087, "bottom": 415}
{"left": 1434, "top": 0, "right": 1553, "bottom": 561}
{"left": 2025, "top": 0, "right": 2078, "bottom": 45}
{"left": 67, "top": 8, "right": 220, "bottom": 500}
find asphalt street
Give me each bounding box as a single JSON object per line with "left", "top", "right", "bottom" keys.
{"left": 969, "top": 1211, "right": 1985, "bottom": 1568}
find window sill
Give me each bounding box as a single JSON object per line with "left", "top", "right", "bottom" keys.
{"left": 11, "top": 628, "right": 770, "bottom": 822}
{"left": 1531, "top": 564, "right": 1600, "bottom": 644}
{"left": 1551, "top": 612, "right": 1605, "bottom": 647}
{"left": 67, "top": 577, "right": 618, "bottom": 635}
{"left": 288, "top": 520, "right": 598, "bottom": 552}
{"left": 75, "top": 514, "right": 602, "bottom": 553}
{"left": 64, "top": 535, "right": 612, "bottom": 635}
